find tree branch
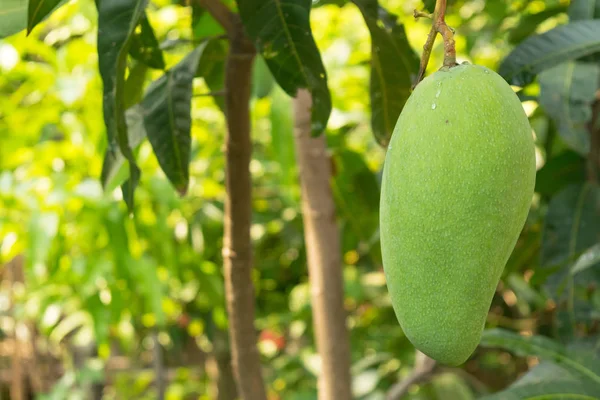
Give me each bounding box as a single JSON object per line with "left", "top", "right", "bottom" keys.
{"left": 386, "top": 351, "right": 437, "bottom": 400}
{"left": 587, "top": 96, "right": 600, "bottom": 184}
{"left": 412, "top": 0, "right": 457, "bottom": 88}
{"left": 195, "top": 0, "right": 236, "bottom": 36}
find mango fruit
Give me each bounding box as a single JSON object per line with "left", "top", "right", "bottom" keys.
{"left": 380, "top": 64, "right": 535, "bottom": 366}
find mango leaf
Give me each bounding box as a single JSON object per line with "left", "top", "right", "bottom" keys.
{"left": 535, "top": 151, "right": 586, "bottom": 197}
{"left": 27, "top": 0, "right": 66, "bottom": 34}
{"left": 352, "top": 0, "right": 419, "bottom": 147}
{"left": 97, "top": 0, "right": 148, "bottom": 209}
{"left": 568, "top": 0, "right": 600, "bottom": 21}
{"left": 539, "top": 61, "right": 600, "bottom": 154}
{"left": 508, "top": 5, "right": 568, "bottom": 44}
{"left": 140, "top": 45, "right": 206, "bottom": 195}
{"left": 480, "top": 380, "right": 600, "bottom": 400}
{"left": 499, "top": 20, "right": 600, "bottom": 86}
{"left": 0, "top": 0, "right": 28, "bottom": 38}
{"left": 252, "top": 55, "right": 275, "bottom": 99}
{"left": 571, "top": 243, "right": 600, "bottom": 275}
{"left": 541, "top": 183, "right": 600, "bottom": 337}
{"left": 101, "top": 105, "right": 147, "bottom": 193}
{"left": 480, "top": 329, "right": 600, "bottom": 386}
{"left": 237, "top": 0, "right": 331, "bottom": 135}
{"left": 196, "top": 39, "right": 228, "bottom": 110}
{"left": 124, "top": 62, "right": 148, "bottom": 110}
{"left": 129, "top": 13, "right": 165, "bottom": 70}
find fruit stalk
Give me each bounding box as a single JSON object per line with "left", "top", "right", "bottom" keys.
{"left": 413, "top": 0, "right": 457, "bottom": 87}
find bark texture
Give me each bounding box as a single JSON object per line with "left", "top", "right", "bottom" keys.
{"left": 293, "top": 89, "right": 353, "bottom": 400}
{"left": 222, "top": 17, "right": 267, "bottom": 400}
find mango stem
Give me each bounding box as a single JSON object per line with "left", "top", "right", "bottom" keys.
{"left": 412, "top": 0, "right": 457, "bottom": 89}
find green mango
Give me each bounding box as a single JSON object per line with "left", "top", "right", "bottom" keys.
{"left": 380, "top": 64, "right": 536, "bottom": 366}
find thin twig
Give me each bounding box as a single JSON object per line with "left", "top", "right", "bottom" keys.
{"left": 412, "top": 0, "right": 457, "bottom": 88}
{"left": 386, "top": 351, "right": 437, "bottom": 400}
{"left": 195, "top": 0, "right": 236, "bottom": 35}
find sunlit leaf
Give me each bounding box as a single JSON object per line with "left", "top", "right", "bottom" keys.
{"left": 97, "top": 0, "right": 148, "bottom": 209}
{"left": 480, "top": 329, "right": 600, "bottom": 385}
{"left": 101, "top": 105, "right": 147, "bottom": 193}
{"left": 237, "top": 0, "right": 331, "bottom": 135}
{"left": 0, "top": 0, "right": 28, "bottom": 38}
{"left": 571, "top": 243, "right": 600, "bottom": 275}
{"left": 499, "top": 20, "right": 600, "bottom": 86}
{"left": 538, "top": 61, "right": 600, "bottom": 154}
{"left": 353, "top": 0, "right": 419, "bottom": 146}
{"left": 141, "top": 45, "right": 206, "bottom": 194}
{"left": 27, "top": 0, "right": 65, "bottom": 34}
{"left": 129, "top": 13, "right": 165, "bottom": 70}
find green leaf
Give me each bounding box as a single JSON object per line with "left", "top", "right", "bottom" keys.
{"left": 0, "top": 0, "right": 28, "bottom": 38}
{"left": 252, "top": 55, "right": 275, "bottom": 99}
{"left": 141, "top": 45, "right": 206, "bottom": 195}
{"left": 191, "top": 4, "right": 225, "bottom": 39}
{"left": 480, "top": 380, "right": 600, "bottom": 400}
{"left": 124, "top": 62, "right": 148, "bottom": 110}
{"left": 129, "top": 13, "right": 165, "bottom": 70}
{"left": 196, "top": 39, "right": 228, "bottom": 110}
{"left": 499, "top": 20, "right": 600, "bottom": 86}
{"left": 571, "top": 243, "right": 600, "bottom": 275}
{"left": 508, "top": 5, "right": 568, "bottom": 44}
{"left": 568, "top": 0, "right": 600, "bottom": 21}
{"left": 97, "top": 0, "right": 148, "bottom": 209}
{"left": 535, "top": 151, "right": 586, "bottom": 197}
{"left": 480, "top": 329, "right": 600, "bottom": 385}
{"left": 26, "top": 211, "right": 59, "bottom": 275}
{"left": 27, "top": 0, "right": 65, "bottom": 34}
{"left": 237, "top": 0, "right": 331, "bottom": 135}
{"left": 101, "top": 105, "right": 147, "bottom": 193}
{"left": 352, "top": 1, "right": 418, "bottom": 147}
{"left": 541, "top": 182, "right": 600, "bottom": 274}
{"left": 539, "top": 61, "right": 600, "bottom": 154}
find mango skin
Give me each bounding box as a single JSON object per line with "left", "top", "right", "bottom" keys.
{"left": 380, "top": 64, "right": 535, "bottom": 366}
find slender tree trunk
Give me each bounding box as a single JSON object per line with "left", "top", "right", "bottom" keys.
{"left": 222, "top": 17, "right": 267, "bottom": 400}
{"left": 293, "top": 89, "right": 353, "bottom": 400}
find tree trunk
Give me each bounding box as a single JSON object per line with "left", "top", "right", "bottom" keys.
{"left": 293, "top": 89, "right": 353, "bottom": 400}
{"left": 222, "top": 17, "right": 267, "bottom": 400}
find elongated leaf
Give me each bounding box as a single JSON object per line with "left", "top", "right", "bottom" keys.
{"left": 499, "top": 20, "right": 600, "bottom": 86}
{"left": 568, "top": 0, "right": 600, "bottom": 21}
{"left": 0, "top": 0, "right": 28, "bottom": 38}
{"left": 539, "top": 61, "right": 600, "bottom": 155}
{"left": 541, "top": 182, "right": 600, "bottom": 276}
{"left": 352, "top": 1, "right": 418, "bottom": 147}
{"left": 237, "top": 0, "right": 331, "bottom": 135}
{"left": 196, "top": 39, "right": 227, "bottom": 110}
{"left": 535, "top": 151, "right": 586, "bottom": 197}
{"left": 101, "top": 105, "right": 147, "bottom": 193}
{"left": 480, "top": 329, "right": 600, "bottom": 385}
{"left": 480, "top": 380, "right": 600, "bottom": 400}
{"left": 97, "top": 0, "right": 148, "bottom": 209}
{"left": 27, "top": 0, "right": 64, "bottom": 34}
{"left": 571, "top": 243, "right": 600, "bottom": 275}
{"left": 252, "top": 55, "right": 275, "bottom": 99}
{"left": 124, "top": 62, "right": 148, "bottom": 110}
{"left": 129, "top": 13, "right": 165, "bottom": 70}
{"left": 508, "top": 5, "right": 568, "bottom": 44}
{"left": 141, "top": 45, "right": 205, "bottom": 194}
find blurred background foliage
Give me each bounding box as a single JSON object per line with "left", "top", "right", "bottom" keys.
{"left": 0, "top": 0, "right": 599, "bottom": 399}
